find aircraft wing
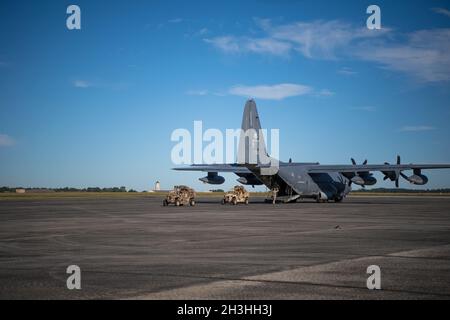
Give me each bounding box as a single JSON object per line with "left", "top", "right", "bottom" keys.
{"left": 173, "top": 164, "right": 252, "bottom": 173}
{"left": 306, "top": 164, "right": 450, "bottom": 173}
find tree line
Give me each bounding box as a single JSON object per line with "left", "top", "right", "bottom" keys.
{"left": 352, "top": 188, "right": 450, "bottom": 193}
{"left": 0, "top": 186, "right": 140, "bottom": 193}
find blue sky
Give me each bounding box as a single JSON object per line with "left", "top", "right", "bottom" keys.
{"left": 0, "top": 0, "right": 449, "bottom": 191}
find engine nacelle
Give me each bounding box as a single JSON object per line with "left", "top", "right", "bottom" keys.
{"left": 351, "top": 174, "right": 377, "bottom": 186}
{"left": 406, "top": 174, "right": 428, "bottom": 185}
{"left": 199, "top": 172, "right": 225, "bottom": 185}
{"left": 236, "top": 177, "right": 264, "bottom": 186}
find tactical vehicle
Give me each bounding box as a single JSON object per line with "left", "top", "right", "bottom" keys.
{"left": 163, "top": 185, "right": 196, "bottom": 206}
{"left": 222, "top": 185, "right": 249, "bottom": 205}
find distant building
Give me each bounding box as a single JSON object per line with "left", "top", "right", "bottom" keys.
{"left": 149, "top": 180, "right": 171, "bottom": 193}
{"left": 15, "top": 188, "right": 26, "bottom": 194}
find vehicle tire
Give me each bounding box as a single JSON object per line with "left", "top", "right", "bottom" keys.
{"left": 190, "top": 199, "right": 195, "bottom": 206}
{"left": 334, "top": 196, "right": 343, "bottom": 203}
{"left": 175, "top": 199, "right": 180, "bottom": 207}
{"left": 245, "top": 198, "right": 249, "bottom": 205}
{"left": 163, "top": 199, "right": 168, "bottom": 206}
{"left": 221, "top": 199, "right": 226, "bottom": 205}
{"left": 232, "top": 198, "right": 237, "bottom": 205}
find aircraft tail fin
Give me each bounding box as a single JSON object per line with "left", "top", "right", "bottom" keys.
{"left": 238, "top": 99, "right": 268, "bottom": 164}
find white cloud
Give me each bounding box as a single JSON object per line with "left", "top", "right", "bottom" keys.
{"left": 317, "top": 89, "right": 335, "bottom": 96}
{"left": 399, "top": 126, "right": 436, "bottom": 132}
{"left": 205, "top": 19, "right": 386, "bottom": 59}
{"left": 244, "top": 38, "right": 292, "bottom": 56}
{"left": 186, "top": 89, "right": 208, "bottom": 96}
{"left": 229, "top": 83, "right": 312, "bottom": 100}
{"left": 72, "top": 79, "right": 129, "bottom": 90}
{"left": 204, "top": 36, "right": 241, "bottom": 53}
{"left": 267, "top": 20, "right": 385, "bottom": 59}
{"left": 338, "top": 67, "right": 357, "bottom": 76}
{"left": 73, "top": 80, "right": 91, "bottom": 88}
{"left": 432, "top": 7, "right": 450, "bottom": 18}
{"left": 168, "top": 18, "right": 183, "bottom": 23}
{"left": 204, "top": 36, "right": 291, "bottom": 56}
{"left": 0, "top": 134, "right": 15, "bottom": 147}
{"left": 355, "top": 29, "right": 450, "bottom": 82}
{"left": 197, "top": 28, "right": 209, "bottom": 36}
{"left": 204, "top": 19, "right": 450, "bottom": 83}
{"left": 186, "top": 83, "right": 329, "bottom": 100}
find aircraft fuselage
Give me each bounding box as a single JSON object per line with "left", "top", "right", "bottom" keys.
{"left": 246, "top": 162, "right": 352, "bottom": 202}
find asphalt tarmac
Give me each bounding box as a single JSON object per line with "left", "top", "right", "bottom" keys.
{"left": 1, "top": 195, "right": 450, "bottom": 299}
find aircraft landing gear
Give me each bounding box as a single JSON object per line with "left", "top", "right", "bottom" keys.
{"left": 316, "top": 192, "right": 328, "bottom": 203}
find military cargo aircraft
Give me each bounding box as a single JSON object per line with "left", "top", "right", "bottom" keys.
{"left": 174, "top": 100, "right": 450, "bottom": 203}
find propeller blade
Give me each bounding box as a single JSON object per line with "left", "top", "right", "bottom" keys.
{"left": 351, "top": 158, "right": 356, "bottom": 165}
{"left": 363, "top": 160, "right": 368, "bottom": 165}
{"left": 395, "top": 179, "right": 399, "bottom": 188}
{"left": 397, "top": 155, "right": 401, "bottom": 165}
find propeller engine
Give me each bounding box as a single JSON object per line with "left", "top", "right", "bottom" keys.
{"left": 344, "top": 158, "right": 377, "bottom": 187}
{"left": 382, "top": 156, "right": 428, "bottom": 187}
{"left": 382, "top": 155, "right": 402, "bottom": 188}
{"left": 236, "top": 173, "right": 264, "bottom": 186}
{"left": 199, "top": 172, "right": 225, "bottom": 185}
{"left": 402, "top": 169, "right": 428, "bottom": 185}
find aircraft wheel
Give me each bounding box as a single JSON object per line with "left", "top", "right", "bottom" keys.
{"left": 245, "top": 198, "right": 249, "bottom": 205}
{"left": 163, "top": 199, "right": 168, "bottom": 206}
{"left": 221, "top": 199, "right": 226, "bottom": 205}
{"left": 175, "top": 199, "right": 180, "bottom": 207}
{"left": 316, "top": 193, "right": 327, "bottom": 203}
{"left": 334, "top": 197, "right": 343, "bottom": 203}
{"left": 232, "top": 198, "right": 237, "bottom": 205}
{"left": 190, "top": 199, "right": 195, "bottom": 206}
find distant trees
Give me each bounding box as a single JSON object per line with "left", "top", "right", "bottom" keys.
{"left": 0, "top": 186, "right": 136, "bottom": 193}
{"left": 85, "top": 187, "right": 127, "bottom": 192}
{"left": 352, "top": 188, "right": 450, "bottom": 193}
{"left": 56, "top": 187, "right": 80, "bottom": 192}
{"left": 0, "top": 187, "right": 15, "bottom": 193}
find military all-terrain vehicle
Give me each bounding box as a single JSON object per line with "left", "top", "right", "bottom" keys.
{"left": 163, "top": 185, "right": 196, "bottom": 206}
{"left": 222, "top": 185, "right": 249, "bottom": 205}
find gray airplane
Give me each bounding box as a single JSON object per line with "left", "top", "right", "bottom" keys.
{"left": 174, "top": 100, "right": 450, "bottom": 203}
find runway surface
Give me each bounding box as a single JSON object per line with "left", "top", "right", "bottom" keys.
{"left": 1, "top": 195, "right": 450, "bottom": 299}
